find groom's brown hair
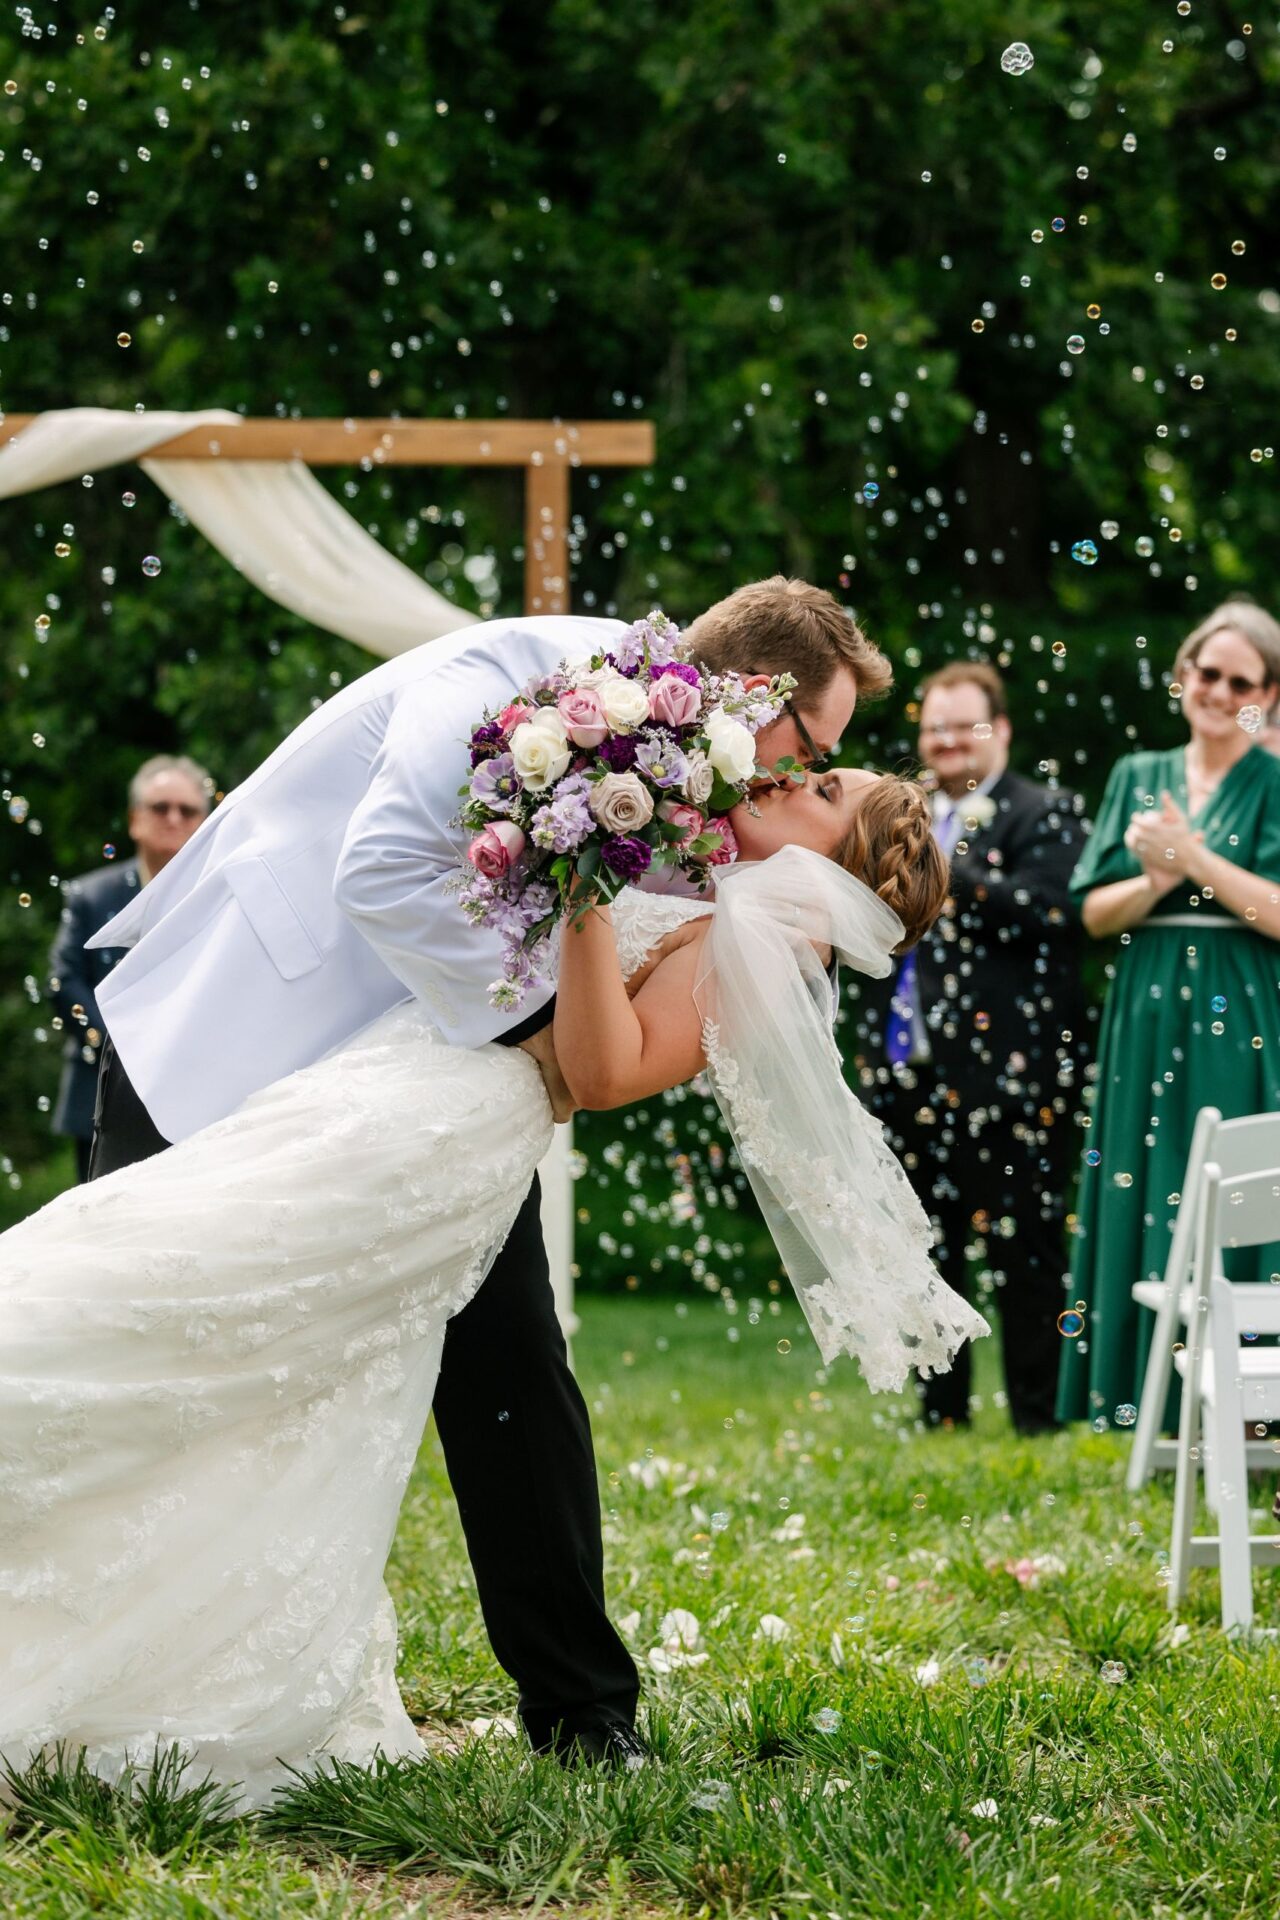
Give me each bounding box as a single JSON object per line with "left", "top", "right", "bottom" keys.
{"left": 686, "top": 576, "right": 892, "bottom": 705}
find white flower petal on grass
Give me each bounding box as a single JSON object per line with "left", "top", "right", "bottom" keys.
{"left": 755, "top": 1613, "right": 791, "bottom": 1642}
{"left": 1029, "top": 1813, "right": 1061, "bottom": 1829}
{"left": 1166, "top": 1621, "right": 1191, "bottom": 1649}
{"left": 468, "top": 1716, "right": 518, "bottom": 1740}
{"left": 915, "top": 1658, "right": 942, "bottom": 1687}
{"left": 970, "top": 1798, "right": 1000, "bottom": 1821}
{"left": 659, "top": 1608, "right": 701, "bottom": 1650}
{"left": 616, "top": 1610, "right": 642, "bottom": 1640}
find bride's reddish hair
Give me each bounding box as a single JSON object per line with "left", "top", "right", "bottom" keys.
{"left": 834, "top": 776, "right": 947, "bottom": 953}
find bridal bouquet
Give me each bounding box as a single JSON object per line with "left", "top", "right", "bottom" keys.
{"left": 458, "top": 610, "right": 795, "bottom": 1008}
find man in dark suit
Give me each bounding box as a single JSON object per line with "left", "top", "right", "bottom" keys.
{"left": 48, "top": 754, "right": 212, "bottom": 1180}
{"left": 846, "top": 663, "right": 1090, "bottom": 1434}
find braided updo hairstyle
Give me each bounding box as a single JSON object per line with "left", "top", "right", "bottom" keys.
{"left": 833, "top": 774, "right": 948, "bottom": 953}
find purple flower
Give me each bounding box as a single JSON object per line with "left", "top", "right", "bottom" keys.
{"left": 650, "top": 661, "right": 701, "bottom": 687}
{"left": 634, "top": 734, "right": 689, "bottom": 790}
{"left": 600, "top": 835, "right": 653, "bottom": 881}
{"left": 531, "top": 775, "right": 595, "bottom": 853}
{"left": 611, "top": 629, "right": 648, "bottom": 675}
{"left": 469, "top": 721, "right": 506, "bottom": 767}
{"left": 469, "top": 752, "right": 521, "bottom": 814}
{"left": 598, "top": 734, "right": 640, "bottom": 772}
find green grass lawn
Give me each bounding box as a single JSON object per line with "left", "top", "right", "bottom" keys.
{"left": 4, "top": 1294, "right": 1280, "bottom": 1919}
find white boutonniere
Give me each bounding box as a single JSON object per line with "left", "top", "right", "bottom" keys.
{"left": 959, "top": 793, "right": 997, "bottom": 832}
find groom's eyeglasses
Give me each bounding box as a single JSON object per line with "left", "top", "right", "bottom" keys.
{"left": 785, "top": 702, "right": 830, "bottom": 770}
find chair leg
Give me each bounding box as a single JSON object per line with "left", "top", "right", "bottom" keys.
{"left": 1168, "top": 1366, "right": 1202, "bottom": 1611}
{"left": 1127, "top": 1314, "right": 1177, "bottom": 1493}
{"left": 1209, "top": 1316, "right": 1254, "bottom": 1632}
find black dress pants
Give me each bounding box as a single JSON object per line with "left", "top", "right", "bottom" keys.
{"left": 873, "top": 1075, "right": 1067, "bottom": 1434}
{"left": 88, "top": 1039, "right": 639, "bottom": 1748}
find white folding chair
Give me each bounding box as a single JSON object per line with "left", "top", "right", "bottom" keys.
{"left": 1167, "top": 1164, "right": 1280, "bottom": 1632}
{"left": 1126, "top": 1107, "right": 1280, "bottom": 1492}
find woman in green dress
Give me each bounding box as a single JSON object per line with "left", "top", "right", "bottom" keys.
{"left": 1058, "top": 601, "right": 1280, "bottom": 1427}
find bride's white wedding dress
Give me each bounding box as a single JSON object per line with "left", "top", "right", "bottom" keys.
{"left": 0, "top": 860, "right": 987, "bottom": 1808}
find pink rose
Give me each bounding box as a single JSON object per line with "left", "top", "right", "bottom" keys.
{"left": 649, "top": 674, "right": 701, "bottom": 729}
{"left": 497, "top": 701, "right": 535, "bottom": 735}
{"left": 467, "top": 820, "right": 526, "bottom": 878}
{"left": 658, "top": 800, "right": 706, "bottom": 850}
{"left": 557, "top": 686, "right": 609, "bottom": 749}
{"left": 705, "top": 819, "right": 739, "bottom": 866}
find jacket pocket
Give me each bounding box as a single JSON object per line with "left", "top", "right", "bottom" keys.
{"left": 225, "top": 858, "right": 324, "bottom": 980}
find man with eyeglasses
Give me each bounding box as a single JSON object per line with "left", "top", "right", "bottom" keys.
{"left": 47, "top": 754, "right": 212, "bottom": 1181}
{"left": 846, "top": 661, "right": 1091, "bottom": 1435}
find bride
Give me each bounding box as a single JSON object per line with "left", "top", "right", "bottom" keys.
{"left": 0, "top": 764, "right": 987, "bottom": 1807}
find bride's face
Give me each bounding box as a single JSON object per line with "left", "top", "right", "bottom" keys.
{"left": 729, "top": 767, "right": 880, "bottom": 860}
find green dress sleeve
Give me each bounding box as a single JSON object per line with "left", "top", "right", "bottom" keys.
{"left": 1069, "top": 752, "right": 1143, "bottom": 907}
{"left": 1246, "top": 753, "right": 1280, "bottom": 885}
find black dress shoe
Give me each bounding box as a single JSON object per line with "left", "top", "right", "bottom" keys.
{"left": 553, "top": 1722, "right": 648, "bottom": 1769}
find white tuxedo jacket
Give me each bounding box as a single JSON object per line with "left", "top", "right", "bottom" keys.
{"left": 89, "top": 615, "right": 623, "bottom": 1141}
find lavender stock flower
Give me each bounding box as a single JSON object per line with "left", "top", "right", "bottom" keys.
{"left": 530, "top": 775, "right": 594, "bottom": 853}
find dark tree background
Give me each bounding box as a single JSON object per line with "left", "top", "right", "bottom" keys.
{"left": 1, "top": 2, "right": 1276, "bottom": 1269}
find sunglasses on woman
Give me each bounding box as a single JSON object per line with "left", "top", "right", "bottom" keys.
{"left": 1187, "top": 660, "right": 1266, "bottom": 700}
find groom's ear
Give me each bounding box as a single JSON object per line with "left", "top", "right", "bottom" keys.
{"left": 741, "top": 674, "right": 773, "bottom": 691}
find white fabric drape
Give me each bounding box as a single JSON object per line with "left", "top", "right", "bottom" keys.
{"left": 0, "top": 407, "right": 475, "bottom": 657}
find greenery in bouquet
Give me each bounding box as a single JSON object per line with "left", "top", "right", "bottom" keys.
{"left": 457, "top": 611, "right": 795, "bottom": 1008}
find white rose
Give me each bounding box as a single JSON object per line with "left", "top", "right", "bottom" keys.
{"left": 682, "top": 748, "right": 715, "bottom": 806}
{"left": 705, "top": 710, "right": 758, "bottom": 785}
{"left": 587, "top": 770, "right": 654, "bottom": 833}
{"left": 599, "top": 675, "right": 652, "bottom": 733}
{"left": 510, "top": 719, "right": 572, "bottom": 791}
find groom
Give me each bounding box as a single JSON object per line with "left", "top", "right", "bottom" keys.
{"left": 87, "top": 575, "right": 890, "bottom": 1761}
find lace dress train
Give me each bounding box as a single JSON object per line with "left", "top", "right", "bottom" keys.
{"left": 0, "top": 1004, "right": 552, "bottom": 1808}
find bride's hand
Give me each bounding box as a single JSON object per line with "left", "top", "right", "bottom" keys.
{"left": 516, "top": 1025, "right": 579, "bottom": 1124}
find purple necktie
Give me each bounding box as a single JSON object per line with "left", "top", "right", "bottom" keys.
{"left": 886, "top": 803, "right": 963, "bottom": 1066}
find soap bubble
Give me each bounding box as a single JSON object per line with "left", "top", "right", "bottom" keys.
{"left": 1237, "top": 704, "right": 1263, "bottom": 734}
{"left": 1114, "top": 1171, "right": 1134, "bottom": 1188}
{"left": 116, "top": 332, "right": 132, "bottom": 348}
{"left": 141, "top": 555, "right": 162, "bottom": 578}
{"left": 692, "top": 1779, "right": 733, "bottom": 1812}
{"left": 1123, "top": 132, "right": 1137, "bottom": 152}
{"left": 1051, "top": 217, "right": 1066, "bottom": 232}
{"left": 1000, "top": 41, "right": 1035, "bottom": 74}
{"left": 122, "top": 491, "right": 136, "bottom": 507}
{"left": 863, "top": 481, "right": 880, "bottom": 501}
{"left": 1085, "top": 1149, "right": 1102, "bottom": 1166}
{"left": 1211, "top": 995, "right": 1227, "bottom": 1014}
{"left": 1058, "top": 1310, "right": 1085, "bottom": 1337}
{"left": 1071, "top": 540, "right": 1099, "bottom": 566}
{"left": 1135, "top": 536, "right": 1155, "bottom": 557}
{"left": 1115, "top": 1403, "right": 1138, "bottom": 1427}
{"left": 1066, "top": 335, "right": 1086, "bottom": 355}
{"left": 1100, "top": 520, "right": 1119, "bottom": 539}
{"left": 1099, "top": 1660, "right": 1127, "bottom": 1685}
{"left": 852, "top": 333, "right": 868, "bottom": 349}
{"left": 812, "top": 1707, "right": 843, "bottom": 1733}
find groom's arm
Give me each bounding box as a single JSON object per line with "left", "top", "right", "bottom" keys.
{"left": 333, "top": 667, "right": 554, "bottom": 1049}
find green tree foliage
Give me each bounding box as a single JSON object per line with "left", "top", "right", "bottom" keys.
{"left": 1, "top": 2, "right": 1277, "bottom": 1198}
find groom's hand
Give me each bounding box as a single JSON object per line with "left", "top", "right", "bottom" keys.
{"left": 517, "top": 1026, "right": 579, "bottom": 1124}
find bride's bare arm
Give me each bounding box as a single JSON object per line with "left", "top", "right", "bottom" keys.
{"left": 553, "top": 905, "right": 710, "bottom": 1109}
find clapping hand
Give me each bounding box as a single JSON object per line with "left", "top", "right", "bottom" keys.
{"left": 1124, "top": 791, "right": 1204, "bottom": 890}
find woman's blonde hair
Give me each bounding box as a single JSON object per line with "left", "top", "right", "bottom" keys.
{"left": 1174, "top": 598, "right": 1280, "bottom": 694}
{"left": 834, "top": 774, "right": 948, "bottom": 953}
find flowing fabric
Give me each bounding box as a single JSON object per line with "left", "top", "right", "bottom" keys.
{"left": 0, "top": 408, "right": 474, "bottom": 657}
{"left": 694, "top": 847, "right": 991, "bottom": 1391}
{"left": 0, "top": 1007, "right": 553, "bottom": 1808}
